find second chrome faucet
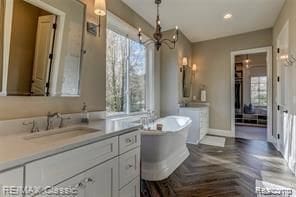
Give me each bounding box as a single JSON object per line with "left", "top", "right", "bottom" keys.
{"left": 46, "top": 112, "right": 72, "bottom": 130}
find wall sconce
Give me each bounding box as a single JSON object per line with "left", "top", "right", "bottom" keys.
{"left": 94, "top": 0, "right": 106, "bottom": 37}
{"left": 87, "top": 0, "right": 106, "bottom": 37}
{"left": 180, "top": 57, "right": 188, "bottom": 72}
{"left": 192, "top": 64, "right": 197, "bottom": 79}
{"left": 182, "top": 57, "right": 188, "bottom": 66}
{"left": 192, "top": 64, "right": 197, "bottom": 72}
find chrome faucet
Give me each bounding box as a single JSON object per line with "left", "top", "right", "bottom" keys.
{"left": 59, "top": 114, "right": 72, "bottom": 128}
{"left": 23, "top": 120, "right": 39, "bottom": 133}
{"left": 46, "top": 112, "right": 61, "bottom": 130}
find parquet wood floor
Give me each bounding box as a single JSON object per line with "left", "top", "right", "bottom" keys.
{"left": 141, "top": 138, "right": 296, "bottom": 197}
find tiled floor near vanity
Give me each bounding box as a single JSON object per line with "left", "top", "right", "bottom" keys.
{"left": 142, "top": 138, "right": 296, "bottom": 197}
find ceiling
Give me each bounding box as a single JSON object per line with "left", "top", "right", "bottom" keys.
{"left": 121, "top": 0, "right": 286, "bottom": 42}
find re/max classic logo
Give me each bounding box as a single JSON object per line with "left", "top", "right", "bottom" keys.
{"left": 1, "top": 186, "right": 79, "bottom": 196}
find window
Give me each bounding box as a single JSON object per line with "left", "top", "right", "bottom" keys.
{"left": 250, "top": 76, "right": 267, "bottom": 106}
{"left": 106, "top": 27, "right": 151, "bottom": 116}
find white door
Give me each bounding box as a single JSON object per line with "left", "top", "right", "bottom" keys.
{"left": 31, "top": 15, "right": 56, "bottom": 96}
{"left": 0, "top": 168, "right": 23, "bottom": 197}
{"left": 276, "top": 22, "right": 289, "bottom": 153}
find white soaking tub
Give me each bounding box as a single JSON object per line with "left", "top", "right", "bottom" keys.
{"left": 141, "top": 116, "right": 192, "bottom": 181}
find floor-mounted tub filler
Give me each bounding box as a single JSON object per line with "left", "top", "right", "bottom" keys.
{"left": 141, "top": 116, "right": 192, "bottom": 181}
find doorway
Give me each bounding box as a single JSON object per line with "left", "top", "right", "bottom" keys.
{"left": 231, "top": 47, "right": 273, "bottom": 142}
{"left": 7, "top": 0, "right": 56, "bottom": 96}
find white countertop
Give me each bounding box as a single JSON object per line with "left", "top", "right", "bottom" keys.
{"left": 179, "top": 102, "right": 210, "bottom": 109}
{"left": 0, "top": 119, "right": 141, "bottom": 172}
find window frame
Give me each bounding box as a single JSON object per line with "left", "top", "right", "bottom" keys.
{"left": 106, "top": 12, "right": 154, "bottom": 117}
{"left": 250, "top": 76, "right": 267, "bottom": 107}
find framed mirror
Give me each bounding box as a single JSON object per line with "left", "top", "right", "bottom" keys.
{"left": 0, "top": 0, "right": 85, "bottom": 96}
{"left": 182, "top": 65, "right": 192, "bottom": 98}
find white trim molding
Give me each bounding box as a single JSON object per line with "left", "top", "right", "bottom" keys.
{"left": 230, "top": 46, "right": 273, "bottom": 142}
{"left": 208, "top": 128, "right": 234, "bottom": 137}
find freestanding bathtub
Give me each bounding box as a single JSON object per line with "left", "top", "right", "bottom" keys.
{"left": 141, "top": 116, "right": 192, "bottom": 181}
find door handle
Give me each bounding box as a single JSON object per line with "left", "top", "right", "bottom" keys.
{"left": 283, "top": 110, "right": 288, "bottom": 114}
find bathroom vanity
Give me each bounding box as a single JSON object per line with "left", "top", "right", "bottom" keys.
{"left": 0, "top": 117, "right": 141, "bottom": 197}
{"left": 179, "top": 104, "right": 209, "bottom": 144}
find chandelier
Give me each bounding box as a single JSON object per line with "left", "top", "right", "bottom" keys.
{"left": 138, "top": 0, "right": 179, "bottom": 51}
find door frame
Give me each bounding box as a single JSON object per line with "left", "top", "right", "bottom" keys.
{"left": 230, "top": 46, "right": 273, "bottom": 142}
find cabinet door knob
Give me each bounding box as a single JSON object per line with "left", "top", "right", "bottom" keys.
{"left": 85, "top": 177, "right": 95, "bottom": 184}
{"left": 75, "top": 182, "right": 85, "bottom": 188}
{"left": 126, "top": 138, "right": 133, "bottom": 143}
{"left": 126, "top": 164, "right": 133, "bottom": 170}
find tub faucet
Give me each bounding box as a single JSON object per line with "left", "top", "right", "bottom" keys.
{"left": 149, "top": 110, "right": 157, "bottom": 123}
{"left": 141, "top": 110, "right": 157, "bottom": 130}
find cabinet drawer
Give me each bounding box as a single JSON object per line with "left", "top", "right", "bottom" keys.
{"left": 119, "top": 130, "right": 140, "bottom": 154}
{"left": 37, "top": 158, "right": 119, "bottom": 197}
{"left": 119, "top": 148, "right": 140, "bottom": 188}
{"left": 120, "top": 176, "right": 140, "bottom": 197}
{"left": 26, "top": 137, "right": 118, "bottom": 188}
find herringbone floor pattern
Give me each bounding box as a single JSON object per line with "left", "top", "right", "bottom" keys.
{"left": 141, "top": 138, "right": 296, "bottom": 197}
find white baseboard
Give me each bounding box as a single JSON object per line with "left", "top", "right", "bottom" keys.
{"left": 208, "top": 128, "right": 234, "bottom": 137}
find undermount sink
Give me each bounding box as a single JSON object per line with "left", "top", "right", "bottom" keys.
{"left": 24, "top": 126, "right": 100, "bottom": 141}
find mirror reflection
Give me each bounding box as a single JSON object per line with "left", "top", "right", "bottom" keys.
{"left": 182, "top": 66, "right": 192, "bottom": 98}
{"left": 0, "top": 0, "right": 85, "bottom": 96}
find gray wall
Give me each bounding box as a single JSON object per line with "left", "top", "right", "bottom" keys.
{"left": 192, "top": 29, "right": 273, "bottom": 131}
{"left": 160, "top": 30, "right": 192, "bottom": 116}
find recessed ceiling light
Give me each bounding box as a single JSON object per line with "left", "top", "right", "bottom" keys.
{"left": 224, "top": 13, "right": 232, "bottom": 19}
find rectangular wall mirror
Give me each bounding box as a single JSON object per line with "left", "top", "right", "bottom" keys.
{"left": 182, "top": 66, "right": 192, "bottom": 98}
{"left": 0, "top": 0, "right": 85, "bottom": 96}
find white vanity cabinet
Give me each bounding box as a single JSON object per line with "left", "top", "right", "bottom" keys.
{"left": 0, "top": 167, "right": 23, "bottom": 197}
{"left": 179, "top": 106, "right": 209, "bottom": 144}
{"left": 25, "top": 130, "right": 141, "bottom": 197}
